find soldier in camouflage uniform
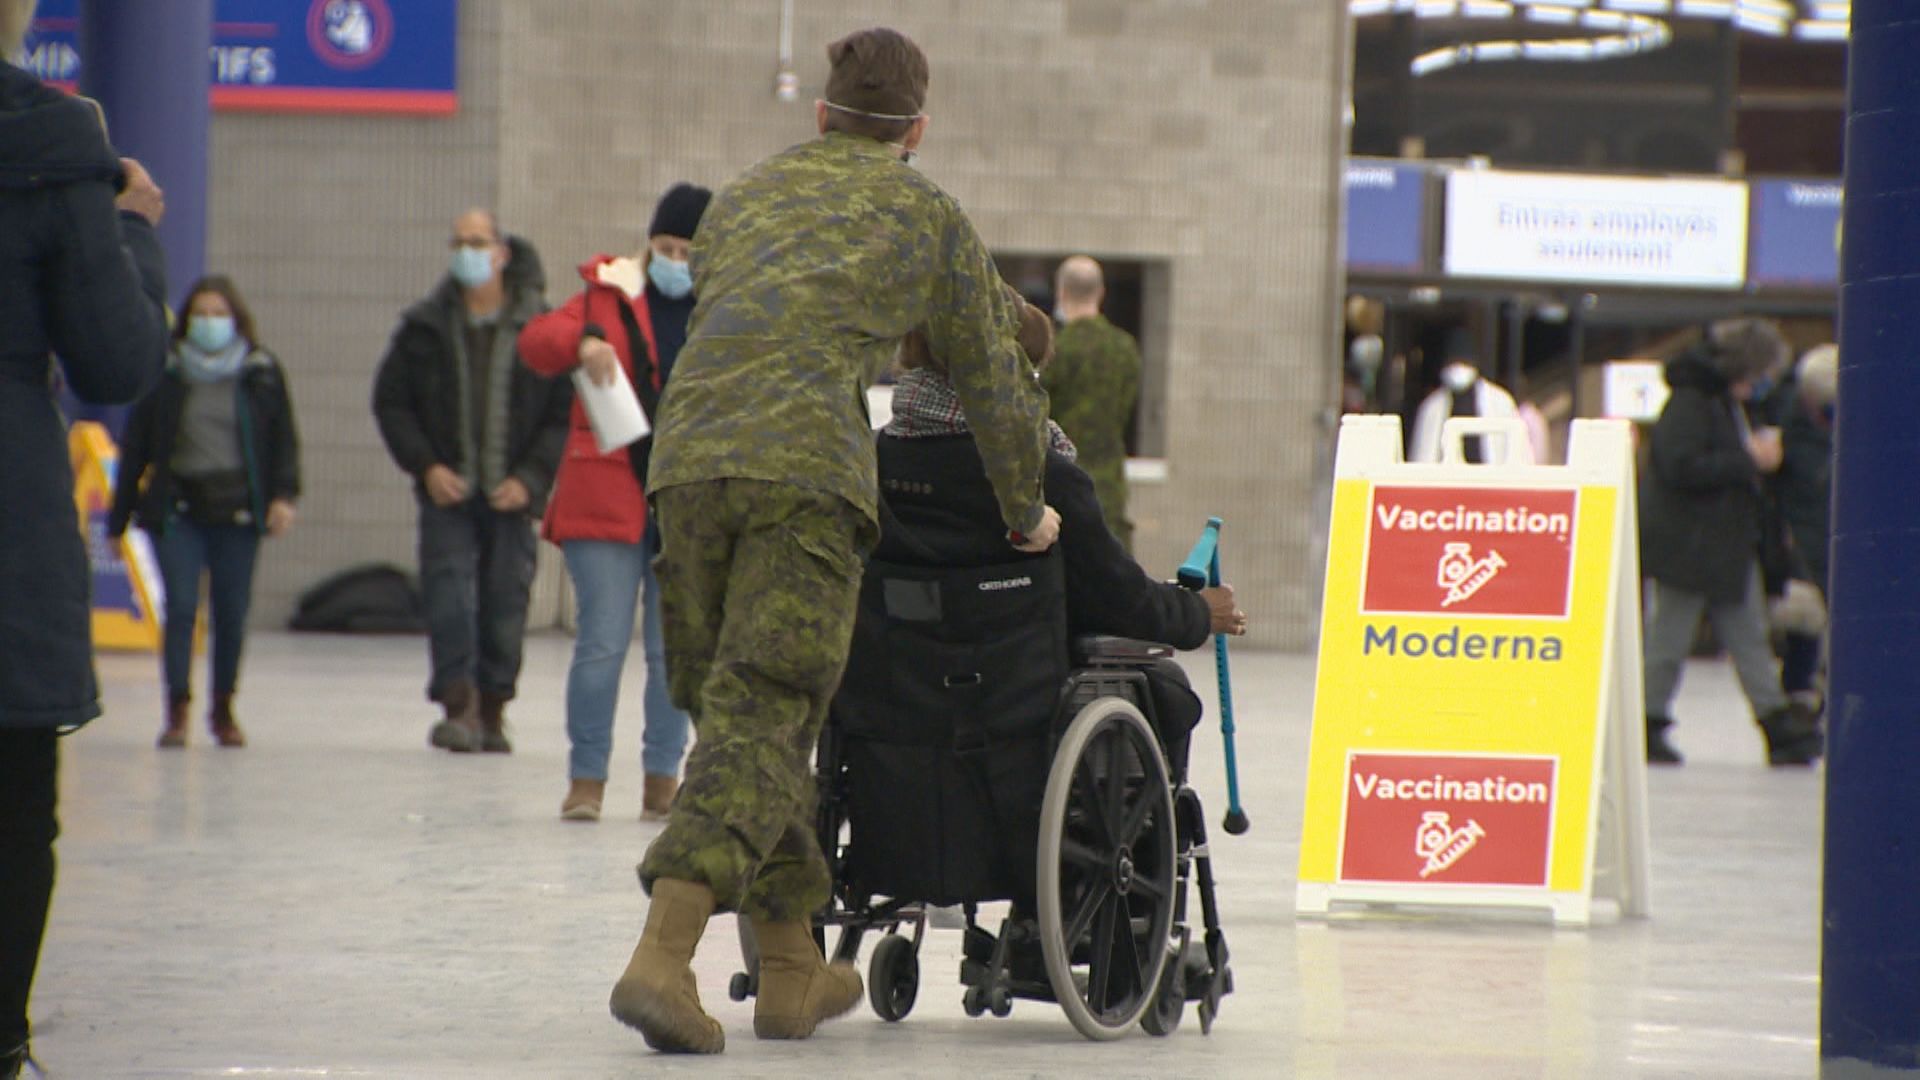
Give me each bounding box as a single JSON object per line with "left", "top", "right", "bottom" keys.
{"left": 608, "top": 28, "right": 1060, "bottom": 1055}
{"left": 1044, "top": 255, "right": 1142, "bottom": 551}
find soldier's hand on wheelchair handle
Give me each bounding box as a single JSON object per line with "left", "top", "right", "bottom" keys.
{"left": 1202, "top": 585, "right": 1248, "bottom": 636}
{"left": 1009, "top": 504, "right": 1062, "bottom": 552}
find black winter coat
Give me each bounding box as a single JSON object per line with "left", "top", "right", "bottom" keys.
{"left": 1639, "top": 348, "right": 1764, "bottom": 605}
{"left": 372, "top": 236, "right": 570, "bottom": 513}
{"left": 875, "top": 434, "right": 1211, "bottom": 649}
{"left": 0, "top": 63, "right": 170, "bottom": 730}
{"left": 108, "top": 349, "right": 302, "bottom": 538}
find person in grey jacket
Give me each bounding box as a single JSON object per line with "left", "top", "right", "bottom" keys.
{"left": 0, "top": 4, "right": 172, "bottom": 1071}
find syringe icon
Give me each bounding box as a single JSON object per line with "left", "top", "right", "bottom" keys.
{"left": 1441, "top": 549, "right": 1506, "bottom": 606}
{"left": 1419, "top": 819, "right": 1486, "bottom": 878}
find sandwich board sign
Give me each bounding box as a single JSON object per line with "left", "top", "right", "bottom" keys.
{"left": 1296, "top": 415, "right": 1650, "bottom": 927}
{"left": 70, "top": 421, "right": 167, "bottom": 652}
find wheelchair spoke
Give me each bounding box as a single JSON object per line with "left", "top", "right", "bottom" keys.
{"left": 1089, "top": 893, "right": 1119, "bottom": 1011}
{"left": 1074, "top": 750, "right": 1117, "bottom": 845}
{"left": 1064, "top": 878, "right": 1111, "bottom": 954}
{"left": 1118, "top": 782, "right": 1157, "bottom": 848}
{"left": 1061, "top": 836, "right": 1106, "bottom": 872}
{"left": 1130, "top": 870, "right": 1168, "bottom": 901}
{"left": 1116, "top": 902, "right": 1146, "bottom": 996}
{"left": 1104, "top": 728, "right": 1130, "bottom": 847}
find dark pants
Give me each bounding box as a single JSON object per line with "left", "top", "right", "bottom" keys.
{"left": 417, "top": 496, "right": 537, "bottom": 702}
{"left": 0, "top": 729, "right": 57, "bottom": 1052}
{"left": 154, "top": 519, "right": 261, "bottom": 700}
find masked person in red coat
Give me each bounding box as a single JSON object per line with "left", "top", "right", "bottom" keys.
{"left": 519, "top": 183, "right": 711, "bottom": 822}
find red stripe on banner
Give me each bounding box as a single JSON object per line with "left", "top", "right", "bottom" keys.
{"left": 208, "top": 87, "right": 458, "bottom": 116}
{"left": 213, "top": 21, "right": 280, "bottom": 37}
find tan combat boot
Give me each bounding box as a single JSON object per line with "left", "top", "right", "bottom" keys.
{"left": 609, "top": 878, "right": 725, "bottom": 1054}
{"left": 560, "top": 779, "right": 605, "bottom": 822}
{"left": 750, "top": 918, "right": 862, "bottom": 1039}
{"left": 641, "top": 773, "right": 679, "bottom": 821}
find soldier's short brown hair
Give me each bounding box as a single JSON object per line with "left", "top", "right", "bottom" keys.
{"left": 899, "top": 286, "right": 1053, "bottom": 378}
{"left": 824, "top": 27, "right": 927, "bottom": 142}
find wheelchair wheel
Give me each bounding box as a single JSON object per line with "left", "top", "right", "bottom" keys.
{"left": 1037, "top": 696, "right": 1178, "bottom": 1041}
{"left": 868, "top": 933, "right": 919, "bottom": 1022}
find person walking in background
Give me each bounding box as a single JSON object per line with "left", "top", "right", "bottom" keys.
{"left": 373, "top": 209, "right": 570, "bottom": 755}
{"left": 1408, "top": 329, "right": 1527, "bottom": 464}
{"left": 1044, "top": 255, "right": 1140, "bottom": 550}
{"left": 1770, "top": 344, "right": 1838, "bottom": 716}
{"left": 1, "top": 0, "right": 172, "bottom": 1067}
{"left": 519, "top": 182, "right": 711, "bottom": 823}
{"left": 1639, "top": 320, "right": 1821, "bottom": 767}
{"left": 609, "top": 27, "right": 1058, "bottom": 1055}
{"left": 109, "top": 276, "right": 301, "bottom": 749}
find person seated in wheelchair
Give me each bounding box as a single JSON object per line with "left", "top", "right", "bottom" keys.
{"left": 874, "top": 289, "right": 1248, "bottom": 778}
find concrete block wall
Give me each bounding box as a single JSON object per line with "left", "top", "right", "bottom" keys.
{"left": 494, "top": 0, "right": 1348, "bottom": 649}
{"left": 202, "top": 0, "right": 1348, "bottom": 651}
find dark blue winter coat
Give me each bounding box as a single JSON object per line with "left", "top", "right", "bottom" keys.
{"left": 0, "top": 62, "right": 170, "bottom": 730}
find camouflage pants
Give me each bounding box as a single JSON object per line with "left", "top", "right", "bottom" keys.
{"left": 638, "top": 479, "right": 874, "bottom": 921}
{"left": 1084, "top": 458, "right": 1133, "bottom": 554}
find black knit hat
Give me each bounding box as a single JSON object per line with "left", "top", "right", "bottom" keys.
{"left": 649, "top": 183, "right": 712, "bottom": 240}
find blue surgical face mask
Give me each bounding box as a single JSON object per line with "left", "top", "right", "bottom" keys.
{"left": 450, "top": 245, "right": 495, "bottom": 288}
{"left": 187, "top": 314, "right": 236, "bottom": 353}
{"left": 648, "top": 254, "right": 694, "bottom": 299}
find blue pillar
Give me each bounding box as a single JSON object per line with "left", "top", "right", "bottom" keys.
{"left": 68, "top": 0, "right": 210, "bottom": 437}
{"left": 1823, "top": 2, "right": 1920, "bottom": 1073}
{"left": 78, "top": 0, "right": 210, "bottom": 306}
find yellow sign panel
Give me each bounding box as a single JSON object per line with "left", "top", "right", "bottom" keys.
{"left": 1297, "top": 416, "right": 1649, "bottom": 926}
{"left": 69, "top": 421, "right": 166, "bottom": 652}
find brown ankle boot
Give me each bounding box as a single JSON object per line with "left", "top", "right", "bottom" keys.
{"left": 478, "top": 691, "right": 512, "bottom": 753}
{"left": 209, "top": 693, "right": 247, "bottom": 748}
{"left": 609, "top": 878, "right": 725, "bottom": 1053}
{"left": 158, "top": 694, "right": 190, "bottom": 749}
{"left": 428, "top": 681, "right": 482, "bottom": 752}
{"left": 641, "top": 773, "right": 679, "bottom": 821}
{"left": 561, "top": 778, "right": 606, "bottom": 821}
{"left": 750, "top": 917, "right": 862, "bottom": 1039}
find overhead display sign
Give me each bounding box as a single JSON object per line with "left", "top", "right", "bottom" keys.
{"left": 24, "top": 0, "right": 458, "bottom": 116}
{"left": 1444, "top": 170, "right": 1749, "bottom": 290}
{"left": 1346, "top": 160, "right": 1428, "bottom": 275}
{"left": 1297, "top": 415, "right": 1651, "bottom": 927}
{"left": 1748, "top": 179, "right": 1842, "bottom": 290}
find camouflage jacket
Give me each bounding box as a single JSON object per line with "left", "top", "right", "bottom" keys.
{"left": 1043, "top": 314, "right": 1140, "bottom": 475}
{"left": 646, "top": 132, "right": 1049, "bottom": 535}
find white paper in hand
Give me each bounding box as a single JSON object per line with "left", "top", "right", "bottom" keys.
{"left": 574, "top": 364, "right": 649, "bottom": 453}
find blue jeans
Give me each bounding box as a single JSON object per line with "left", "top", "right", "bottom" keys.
{"left": 154, "top": 519, "right": 260, "bottom": 700}
{"left": 562, "top": 533, "right": 689, "bottom": 781}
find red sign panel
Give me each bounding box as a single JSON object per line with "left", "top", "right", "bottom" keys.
{"left": 1339, "top": 753, "right": 1556, "bottom": 887}
{"left": 1363, "top": 486, "right": 1577, "bottom": 618}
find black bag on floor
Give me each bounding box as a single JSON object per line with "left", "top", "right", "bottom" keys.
{"left": 288, "top": 563, "right": 426, "bottom": 634}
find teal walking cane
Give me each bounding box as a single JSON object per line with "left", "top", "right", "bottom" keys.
{"left": 1177, "top": 517, "right": 1249, "bottom": 835}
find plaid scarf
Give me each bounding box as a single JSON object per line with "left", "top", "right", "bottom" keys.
{"left": 884, "top": 368, "right": 1076, "bottom": 461}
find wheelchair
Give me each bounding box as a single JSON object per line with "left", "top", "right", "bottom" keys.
{"left": 730, "top": 547, "right": 1234, "bottom": 1041}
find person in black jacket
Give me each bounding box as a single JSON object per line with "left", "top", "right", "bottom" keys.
{"left": 373, "top": 209, "right": 570, "bottom": 754}
{"left": 110, "top": 275, "right": 301, "bottom": 749}
{"left": 876, "top": 290, "right": 1247, "bottom": 773}
{"left": 1639, "top": 320, "right": 1820, "bottom": 767}
{"left": 0, "top": 12, "right": 172, "bottom": 1071}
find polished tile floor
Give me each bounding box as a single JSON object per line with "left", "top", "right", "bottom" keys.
{"left": 31, "top": 632, "right": 1818, "bottom": 1078}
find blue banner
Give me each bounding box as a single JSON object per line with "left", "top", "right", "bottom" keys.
{"left": 1748, "top": 178, "right": 1842, "bottom": 290}
{"left": 24, "top": 0, "right": 458, "bottom": 115}
{"left": 1346, "top": 161, "right": 1428, "bottom": 276}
